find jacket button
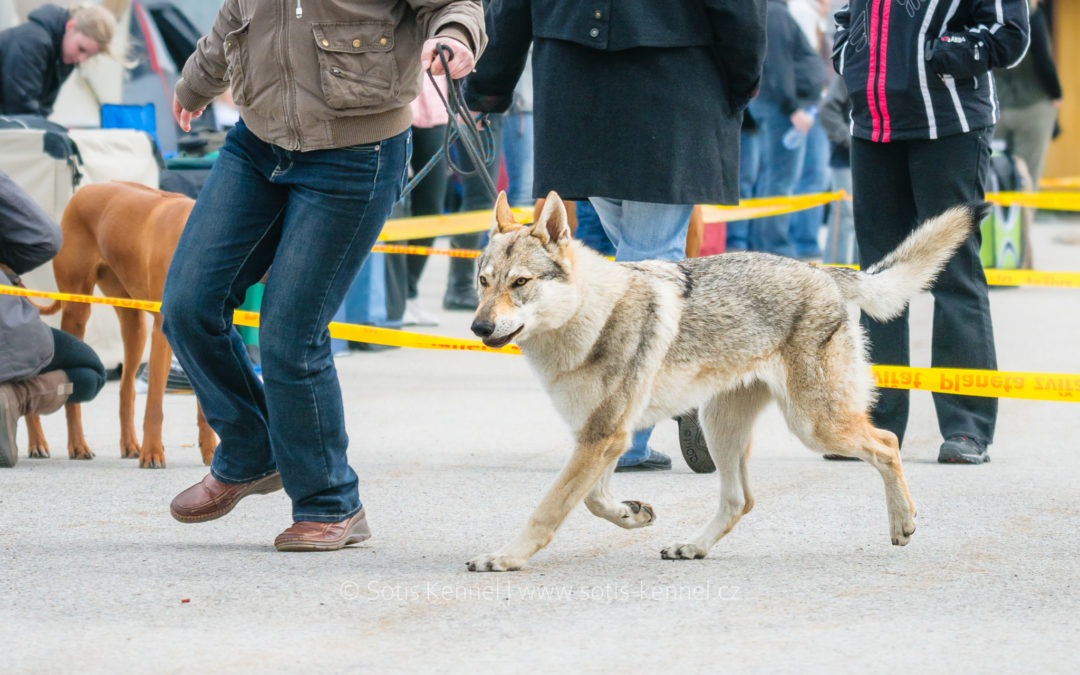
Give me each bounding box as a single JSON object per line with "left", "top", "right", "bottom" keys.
{"left": 380, "top": 37, "right": 388, "bottom": 46}
{"left": 589, "top": 28, "right": 599, "bottom": 38}
{"left": 594, "top": 10, "right": 602, "bottom": 19}
{"left": 321, "top": 39, "right": 329, "bottom": 47}
{"left": 353, "top": 39, "right": 361, "bottom": 48}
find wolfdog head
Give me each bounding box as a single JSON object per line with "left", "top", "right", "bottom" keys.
{"left": 470, "top": 192, "right": 584, "bottom": 348}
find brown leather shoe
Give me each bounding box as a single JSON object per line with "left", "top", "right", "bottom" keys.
{"left": 274, "top": 508, "right": 371, "bottom": 552}
{"left": 170, "top": 472, "right": 283, "bottom": 523}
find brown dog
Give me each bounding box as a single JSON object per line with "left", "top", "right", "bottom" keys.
{"left": 28, "top": 181, "right": 216, "bottom": 468}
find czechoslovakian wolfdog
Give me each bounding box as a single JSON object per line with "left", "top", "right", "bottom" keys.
{"left": 467, "top": 192, "right": 986, "bottom": 572}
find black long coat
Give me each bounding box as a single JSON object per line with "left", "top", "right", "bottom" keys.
{"left": 0, "top": 4, "right": 74, "bottom": 117}
{"left": 464, "top": 0, "right": 766, "bottom": 205}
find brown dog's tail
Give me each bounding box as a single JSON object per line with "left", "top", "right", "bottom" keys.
{"left": 833, "top": 202, "right": 989, "bottom": 322}
{"left": 31, "top": 298, "right": 63, "bottom": 315}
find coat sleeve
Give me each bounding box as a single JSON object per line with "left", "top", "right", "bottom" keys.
{"left": 831, "top": 4, "right": 851, "bottom": 75}
{"left": 968, "top": 0, "right": 1030, "bottom": 69}
{"left": 1028, "top": 9, "right": 1062, "bottom": 100}
{"left": 410, "top": 0, "right": 487, "bottom": 57}
{"left": 463, "top": 0, "right": 533, "bottom": 114}
{"left": 175, "top": 0, "right": 245, "bottom": 113}
{"left": 1, "top": 39, "right": 51, "bottom": 116}
{"left": 0, "top": 171, "right": 61, "bottom": 275}
{"left": 819, "top": 76, "right": 851, "bottom": 151}
{"left": 706, "top": 0, "right": 767, "bottom": 111}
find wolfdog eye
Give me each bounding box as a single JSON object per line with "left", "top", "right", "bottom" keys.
{"left": 478, "top": 276, "right": 489, "bottom": 287}
{"left": 513, "top": 277, "right": 529, "bottom": 288}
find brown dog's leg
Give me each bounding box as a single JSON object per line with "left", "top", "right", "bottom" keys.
{"left": 196, "top": 404, "right": 216, "bottom": 466}
{"left": 58, "top": 299, "right": 96, "bottom": 460}
{"left": 25, "top": 414, "right": 49, "bottom": 458}
{"left": 107, "top": 296, "right": 147, "bottom": 461}
{"left": 138, "top": 314, "right": 171, "bottom": 469}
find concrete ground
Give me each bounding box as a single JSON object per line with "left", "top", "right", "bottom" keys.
{"left": 2, "top": 214, "right": 1078, "bottom": 673}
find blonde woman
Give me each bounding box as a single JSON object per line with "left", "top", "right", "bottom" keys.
{"left": 0, "top": 3, "right": 118, "bottom": 116}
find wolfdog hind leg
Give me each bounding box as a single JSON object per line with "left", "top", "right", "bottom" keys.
{"left": 661, "top": 382, "right": 770, "bottom": 560}
{"left": 467, "top": 432, "right": 630, "bottom": 572}
{"left": 798, "top": 395, "right": 917, "bottom": 546}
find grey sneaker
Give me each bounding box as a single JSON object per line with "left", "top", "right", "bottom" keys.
{"left": 938, "top": 435, "right": 990, "bottom": 465}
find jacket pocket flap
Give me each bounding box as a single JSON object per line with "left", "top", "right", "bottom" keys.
{"left": 312, "top": 22, "right": 394, "bottom": 54}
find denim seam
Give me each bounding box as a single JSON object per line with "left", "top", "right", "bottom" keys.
{"left": 299, "top": 143, "right": 384, "bottom": 491}
{"left": 210, "top": 466, "right": 278, "bottom": 484}
{"left": 293, "top": 504, "right": 363, "bottom": 522}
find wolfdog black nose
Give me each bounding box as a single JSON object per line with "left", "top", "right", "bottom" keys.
{"left": 471, "top": 319, "right": 494, "bottom": 338}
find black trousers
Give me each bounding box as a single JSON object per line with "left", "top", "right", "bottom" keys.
{"left": 404, "top": 124, "right": 451, "bottom": 299}
{"left": 43, "top": 327, "right": 105, "bottom": 403}
{"left": 851, "top": 127, "right": 997, "bottom": 447}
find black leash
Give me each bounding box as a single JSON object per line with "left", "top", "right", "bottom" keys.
{"left": 399, "top": 44, "right": 497, "bottom": 204}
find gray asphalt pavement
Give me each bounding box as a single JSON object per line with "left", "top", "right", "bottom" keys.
{"left": 2, "top": 215, "right": 1079, "bottom": 673}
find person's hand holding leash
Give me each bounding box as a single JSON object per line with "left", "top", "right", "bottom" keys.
{"left": 421, "top": 37, "right": 474, "bottom": 79}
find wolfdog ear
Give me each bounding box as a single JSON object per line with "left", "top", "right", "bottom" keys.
{"left": 492, "top": 191, "right": 521, "bottom": 235}
{"left": 532, "top": 191, "right": 571, "bottom": 246}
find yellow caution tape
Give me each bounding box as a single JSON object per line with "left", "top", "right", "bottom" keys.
{"left": 873, "top": 365, "right": 1080, "bottom": 403}
{"left": 1040, "top": 176, "right": 1080, "bottom": 190}
{"left": 372, "top": 188, "right": 1080, "bottom": 242}
{"left": 377, "top": 206, "right": 532, "bottom": 241}
{"left": 371, "top": 243, "right": 480, "bottom": 259}
{"left": 988, "top": 191, "right": 1080, "bottom": 211}
{"left": 983, "top": 268, "right": 1080, "bottom": 288}
{"left": 3, "top": 286, "right": 1076, "bottom": 401}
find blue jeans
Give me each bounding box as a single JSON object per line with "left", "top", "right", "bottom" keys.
{"left": 726, "top": 127, "right": 760, "bottom": 252}
{"left": 823, "top": 166, "right": 857, "bottom": 264}
{"left": 573, "top": 200, "right": 615, "bottom": 257}
{"left": 586, "top": 198, "right": 694, "bottom": 465}
{"left": 788, "top": 120, "right": 830, "bottom": 259}
{"left": 161, "top": 121, "right": 410, "bottom": 522}
{"left": 746, "top": 101, "right": 805, "bottom": 258}
{"left": 502, "top": 111, "right": 534, "bottom": 207}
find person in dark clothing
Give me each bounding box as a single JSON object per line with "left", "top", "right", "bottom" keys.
{"left": 994, "top": 0, "right": 1061, "bottom": 189}
{"left": 747, "top": 0, "right": 826, "bottom": 257}
{"left": 832, "top": 0, "right": 1029, "bottom": 465}
{"left": 0, "top": 3, "right": 118, "bottom": 117}
{"left": 463, "top": 0, "right": 767, "bottom": 472}
{"left": 818, "top": 75, "right": 856, "bottom": 264}
{"left": 1, "top": 170, "right": 106, "bottom": 468}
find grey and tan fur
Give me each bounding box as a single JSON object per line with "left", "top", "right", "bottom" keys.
{"left": 468, "top": 192, "right": 986, "bottom": 572}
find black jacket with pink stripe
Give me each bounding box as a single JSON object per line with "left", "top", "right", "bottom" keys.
{"left": 833, "top": 0, "right": 1029, "bottom": 143}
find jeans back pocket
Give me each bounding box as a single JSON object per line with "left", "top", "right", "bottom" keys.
{"left": 312, "top": 22, "right": 398, "bottom": 110}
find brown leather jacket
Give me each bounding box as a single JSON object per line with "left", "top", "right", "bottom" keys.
{"left": 176, "top": 0, "right": 485, "bottom": 152}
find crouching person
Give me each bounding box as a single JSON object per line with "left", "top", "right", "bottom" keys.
{"left": 0, "top": 170, "right": 105, "bottom": 467}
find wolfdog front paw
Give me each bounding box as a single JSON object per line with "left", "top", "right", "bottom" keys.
{"left": 617, "top": 500, "right": 656, "bottom": 529}
{"left": 466, "top": 553, "right": 526, "bottom": 572}
{"left": 660, "top": 543, "right": 709, "bottom": 560}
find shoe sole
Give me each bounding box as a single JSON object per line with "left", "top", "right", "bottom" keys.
{"left": 274, "top": 531, "right": 371, "bottom": 552}
{"left": 614, "top": 463, "right": 672, "bottom": 473}
{"left": 937, "top": 453, "right": 990, "bottom": 465}
{"left": 170, "top": 473, "right": 284, "bottom": 523}
{"left": 676, "top": 412, "right": 716, "bottom": 474}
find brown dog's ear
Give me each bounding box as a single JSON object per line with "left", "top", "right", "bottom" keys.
{"left": 532, "top": 191, "right": 571, "bottom": 246}
{"left": 492, "top": 191, "right": 521, "bottom": 235}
